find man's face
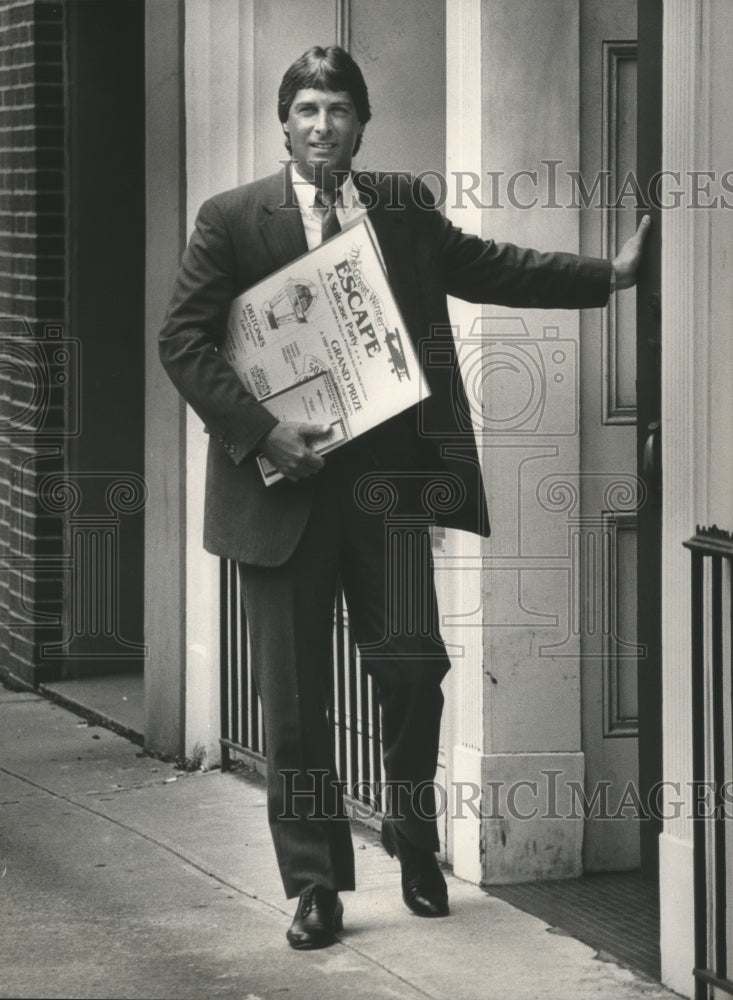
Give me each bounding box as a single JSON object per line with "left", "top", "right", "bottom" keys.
{"left": 285, "top": 88, "right": 364, "bottom": 190}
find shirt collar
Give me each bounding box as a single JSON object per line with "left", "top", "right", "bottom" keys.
{"left": 289, "top": 162, "right": 362, "bottom": 216}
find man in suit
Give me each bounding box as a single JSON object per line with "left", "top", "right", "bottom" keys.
{"left": 160, "top": 45, "right": 649, "bottom": 950}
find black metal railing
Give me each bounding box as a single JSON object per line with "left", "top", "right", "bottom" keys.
{"left": 684, "top": 526, "right": 733, "bottom": 999}
{"left": 219, "top": 559, "right": 385, "bottom": 822}
{"left": 219, "top": 559, "right": 264, "bottom": 764}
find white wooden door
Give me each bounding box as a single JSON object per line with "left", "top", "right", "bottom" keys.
{"left": 579, "top": 0, "right": 641, "bottom": 871}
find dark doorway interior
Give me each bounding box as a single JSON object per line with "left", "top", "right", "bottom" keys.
{"left": 62, "top": 0, "right": 146, "bottom": 679}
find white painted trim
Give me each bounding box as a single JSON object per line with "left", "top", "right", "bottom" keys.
{"left": 658, "top": 3, "right": 724, "bottom": 994}
{"left": 445, "top": 0, "right": 482, "bottom": 240}
{"left": 451, "top": 745, "right": 483, "bottom": 883}
{"left": 442, "top": 0, "right": 485, "bottom": 874}
{"left": 182, "top": 0, "right": 252, "bottom": 766}
{"left": 144, "top": 0, "right": 187, "bottom": 758}
{"left": 659, "top": 832, "right": 694, "bottom": 999}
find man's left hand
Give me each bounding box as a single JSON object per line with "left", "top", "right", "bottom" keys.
{"left": 612, "top": 214, "right": 652, "bottom": 290}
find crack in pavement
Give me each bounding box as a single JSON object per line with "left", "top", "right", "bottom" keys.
{"left": 0, "top": 764, "right": 437, "bottom": 1000}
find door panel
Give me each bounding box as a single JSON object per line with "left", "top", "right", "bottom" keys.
{"left": 579, "top": 0, "right": 640, "bottom": 871}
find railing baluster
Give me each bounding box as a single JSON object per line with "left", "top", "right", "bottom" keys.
{"left": 336, "top": 597, "right": 347, "bottom": 779}
{"left": 229, "top": 560, "right": 239, "bottom": 747}
{"left": 360, "top": 654, "right": 371, "bottom": 799}
{"left": 712, "top": 556, "right": 727, "bottom": 979}
{"left": 219, "top": 557, "right": 231, "bottom": 770}
{"left": 348, "top": 620, "right": 359, "bottom": 793}
{"left": 690, "top": 547, "right": 707, "bottom": 1000}
{"left": 684, "top": 527, "right": 733, "bottom": 998}
{"left": 371, "top": 674, "right": 383, "bottom": 811}
{"left": 220, "top": 564, "right": 383, "bottom": 824}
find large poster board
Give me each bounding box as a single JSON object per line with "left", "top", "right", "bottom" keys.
{"left": 223, "top": 219, "right": 429, "bottom": 484}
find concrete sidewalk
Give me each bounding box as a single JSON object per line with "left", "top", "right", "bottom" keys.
{"left": 0, "top": 687, "right": 679, "bottom": 1000}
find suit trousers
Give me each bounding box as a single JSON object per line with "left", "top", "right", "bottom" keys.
{"left": 238, "top": 434, "right": 452, "bottom": 898}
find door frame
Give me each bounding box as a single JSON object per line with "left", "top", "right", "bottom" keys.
{"left": 635, "top": 0, "right": 664, "bottom": 877}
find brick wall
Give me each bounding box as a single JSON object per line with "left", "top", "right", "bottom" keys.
{"left": 0, "top": 0, "right": 66, "bottom": 685}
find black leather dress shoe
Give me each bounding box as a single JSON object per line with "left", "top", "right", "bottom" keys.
{"left": 286, "top": 886, "right": 344, "bottom": 950}
{"left": 381, "top": 820, "right": 450, "bottom": 918}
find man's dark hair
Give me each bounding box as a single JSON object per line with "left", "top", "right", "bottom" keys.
{"left": 278, "top": 45, "right": 371, "bottom": 156}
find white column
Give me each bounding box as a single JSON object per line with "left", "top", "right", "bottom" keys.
{"left": 182, "top": 0, "right": 256, "bottom": 766}
{"left": 444, "top": 0, "right": 588, "bottom": 885}
{"left": 659, "top": 1, "right": 716, "bottom": 996}
{"left": 476, "top": 0, "right": 584, "bottom": 884}
{"left": 658, "top": 2, "right": 698, "bottom": 994}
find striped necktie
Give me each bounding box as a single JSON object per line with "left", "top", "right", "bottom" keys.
{"left": 315, "top": 189, "right": 341, "bottom": 242}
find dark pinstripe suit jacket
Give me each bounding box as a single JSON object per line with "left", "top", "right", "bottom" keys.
{"left": 159, "top": 168, "right": 611, "bottom": 566}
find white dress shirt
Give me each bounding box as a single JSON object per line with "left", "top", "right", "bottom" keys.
{"left": 289, "top": 163, "right": 368, "bottom": 249}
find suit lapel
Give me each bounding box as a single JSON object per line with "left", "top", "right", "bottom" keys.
{"left": 356, "top": 173, "right": 422, "bottom": 343}
{"left": 258, "top": 167, "right": 308, "bottom": 270}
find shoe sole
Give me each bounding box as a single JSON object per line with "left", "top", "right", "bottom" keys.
{"left": 402, "top": 891, "right": 450, "bottom": 918}
{"left": 287, "top": 932, "right": 338, "bottom": 950}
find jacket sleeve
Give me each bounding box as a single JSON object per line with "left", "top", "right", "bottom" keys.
{"left": 416, "top": 185, "right": 612, "bottom": 309}
{"left": 158, "top": 197, "right": 278, "bottom": 464}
